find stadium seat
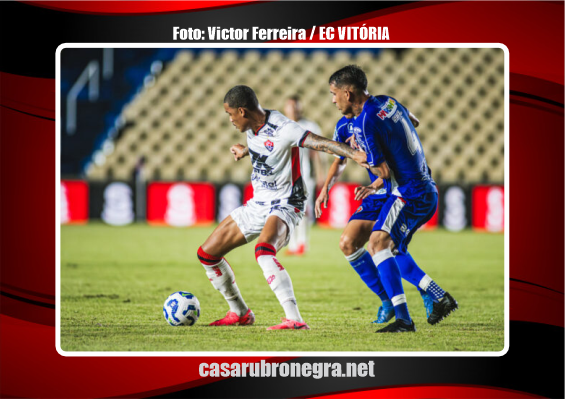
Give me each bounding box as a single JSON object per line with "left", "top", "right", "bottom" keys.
{"left": 87, "top": 48, "right": 504, "bottom": 186}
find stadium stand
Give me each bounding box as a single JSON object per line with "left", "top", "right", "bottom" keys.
{"left": 85, "top": 48, "right": 504, "bottom": 185}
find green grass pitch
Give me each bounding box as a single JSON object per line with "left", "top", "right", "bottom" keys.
{"left": 60, "top": 223, "right": 504, "bottom": 352}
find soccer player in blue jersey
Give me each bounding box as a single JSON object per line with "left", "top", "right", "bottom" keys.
{"left": 316, "top": 113, "right": 454, "bottom": 326}
{"left": 327, "top": 65, "right": 458, "bottom": 332}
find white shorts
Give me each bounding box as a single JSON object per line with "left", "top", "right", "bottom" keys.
{"left": 230, "top": 200, "right": 304, "bottom": 247}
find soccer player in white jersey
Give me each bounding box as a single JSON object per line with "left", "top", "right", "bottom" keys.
{"left": 283, "top": 95, "right": 326, "bottom": 256}
{"left": 197, "top": 85, "right": 368, "bottom": 330}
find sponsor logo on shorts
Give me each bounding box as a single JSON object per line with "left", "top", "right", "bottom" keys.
{"left": 355, "top": 206, "right": 363, "bottom": 213}
{"left": 400, "top": 224, "right": 411, "bottom": 236}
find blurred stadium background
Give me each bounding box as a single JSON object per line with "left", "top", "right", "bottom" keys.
{"left": 60, "top": 47, "right": 504, "bottom": 232}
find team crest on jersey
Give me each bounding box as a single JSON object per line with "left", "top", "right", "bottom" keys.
{"left": 264, "top": 140, "right": 274, "bottom": 152}
{"left": 377, "top": 98, "right": 397, "bottom": 120}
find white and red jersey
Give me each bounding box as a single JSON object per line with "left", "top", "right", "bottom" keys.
{"left": 245, "top": 110, "right": 311, "bottom": 210}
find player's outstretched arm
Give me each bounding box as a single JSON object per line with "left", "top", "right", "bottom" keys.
{"left": 230, "top": 144, "right": 249, "bottom": 161}
{"left": 302, "top": 133, "right": 369, "bottom": 168}
{"left": 315, "top": 158, "right": 347, "bottom": 218}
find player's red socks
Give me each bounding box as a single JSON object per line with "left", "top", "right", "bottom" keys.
{"left": 197, "top": 246, "right": 223, "bottom": 266}
{"left": 255, "top": 243, "right": 277, "bottom": 260}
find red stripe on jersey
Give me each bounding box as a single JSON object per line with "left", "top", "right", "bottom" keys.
{"left": 254, "top": 123, "right": 265, "bottom": 135}
{"left": 291, "top": 147, "right": 302, "bottom": 184}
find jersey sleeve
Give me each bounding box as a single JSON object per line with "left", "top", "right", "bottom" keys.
{"left": 282, "top": 121, "right": 311, "bottom": 148}
{"left": 333, "top": 121, "right": 349, "bottom": 160}
{"left": 358, "top": 117, "right": 386, "bottom": 167}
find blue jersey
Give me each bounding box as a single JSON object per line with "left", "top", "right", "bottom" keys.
{"left": 333, "top": 116, "right": 390, "bottom": 198}
{"left": 352, "top": 96, "right": 437, "bottom": 199}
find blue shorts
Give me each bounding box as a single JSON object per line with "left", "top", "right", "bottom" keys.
{"left": 373, "top": 192, "right": 438, "bottom": 254}
{"left": 349, "top": 195, "right": 387, "bottom": 222}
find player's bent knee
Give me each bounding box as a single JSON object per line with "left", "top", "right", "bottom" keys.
{"left": 367, "top": 231, "right": 392, "bottom": 255}
{"left": 339, "top": 234, "right": 358, "bottom": 256}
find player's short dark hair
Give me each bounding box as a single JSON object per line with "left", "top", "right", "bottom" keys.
{"left": 224, "top": 85, "right": 259, "bottom": 110}
{"left": 328, "top": 65, "right": 368, "bottom": 92}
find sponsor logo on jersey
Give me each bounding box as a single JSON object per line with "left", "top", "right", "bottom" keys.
{"left": 376, "top": 188, "right": 387, "bottom": 195}
{"left": 352, "top": 127, "right": 367, "bottom": 152}
{"left": 377, "top": 98, "right": 397, "bottom": 120}
{"left": 249, "top": 148, "right": 274, "bottom": 176}
{"left": 264, "top": 140, "right": 274, "bottom": 152}
{"left": 264, "top": 127, "right": 275, "bottom": 136}
{"left": 251, "top": 176, "right": 278, "bottom": 191}
{"left": 392, "top": 110, "right": 402, "bottom": 123}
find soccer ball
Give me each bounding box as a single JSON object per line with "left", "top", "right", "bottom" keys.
{"left": 163, "top": 291, "right": 200, "bottom": 326}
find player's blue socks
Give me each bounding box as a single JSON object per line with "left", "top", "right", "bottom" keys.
{"left": 395, "top": 252, "right": 426, "bottom": 289}
{"left": 372, "top": 249, "right": 412, "bottom": 323}
{"left": 345, "top": 248, "right": 389, "bottom": 302}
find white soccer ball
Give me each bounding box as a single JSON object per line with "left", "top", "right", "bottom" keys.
{"left": 163, "top": 291, "right": 200, "bottom": 326}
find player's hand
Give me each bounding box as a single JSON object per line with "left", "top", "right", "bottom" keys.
{"left": 230, "top": 144, "right": 248, "bottom": 161}
{"left": 352, "top": 150, "right": 369, "bottom": 169}
{"left": 354, "top": 185, "right": 376, "bottom": 201}
{"left": 315, "top": 188, "right": 329, "bottom": 218}
{"left": 345, "top": 135, "right": 359, "bottom": 150}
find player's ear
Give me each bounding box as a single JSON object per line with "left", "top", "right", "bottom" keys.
{"left": 238, "top": 107, "right": 247, "bottom": 117}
